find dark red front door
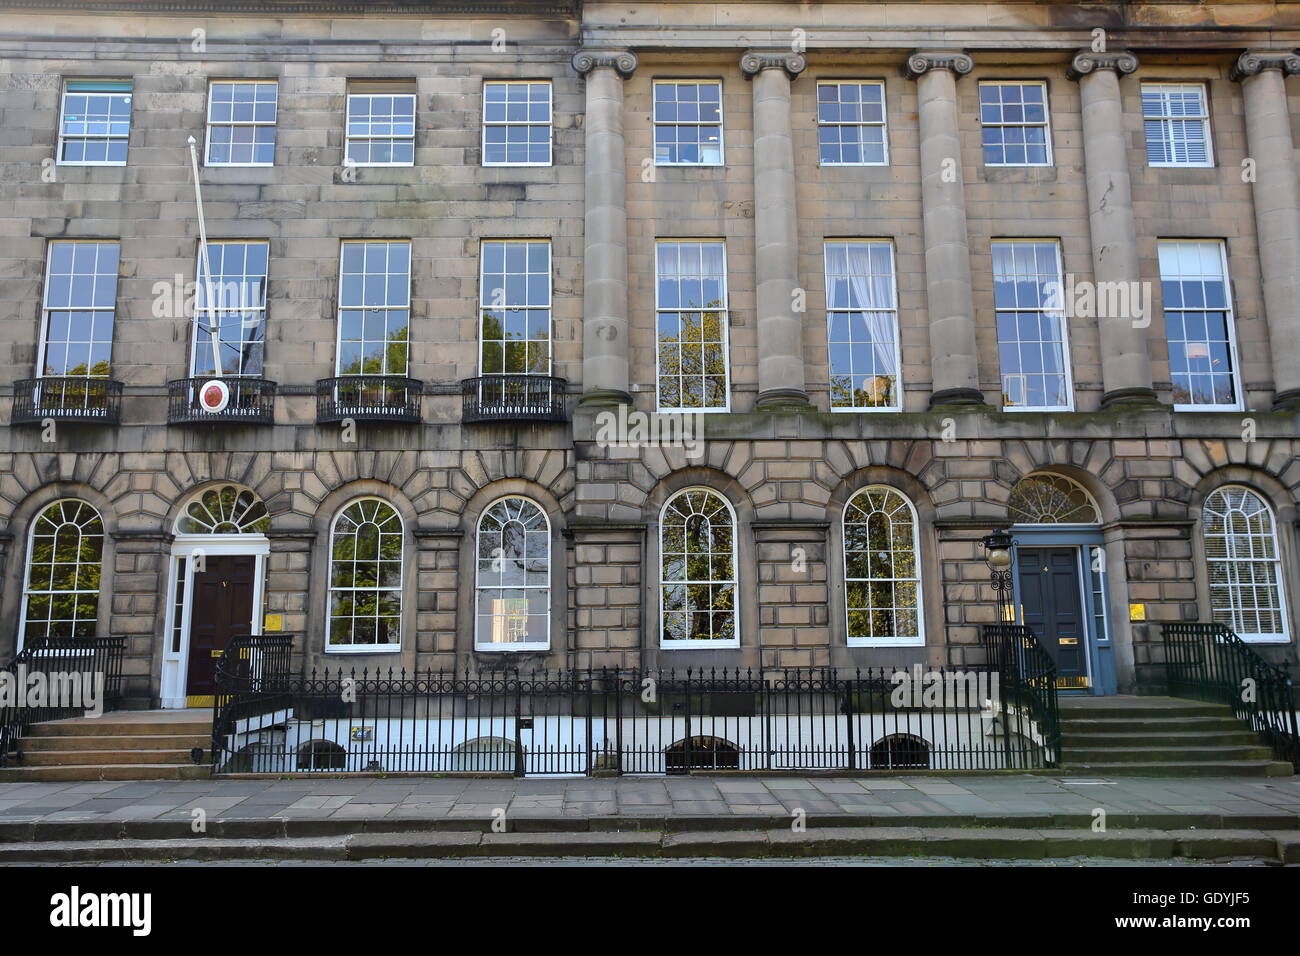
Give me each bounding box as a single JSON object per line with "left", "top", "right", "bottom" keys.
{"left": 186, "top": 554, "right": 256, "bottom": 697}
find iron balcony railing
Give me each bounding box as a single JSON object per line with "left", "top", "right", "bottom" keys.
{"left": 981, "top": 623, "right": 1062, "bottom": 766}
{"left": 11, "top": 377, "right": 123, "bottom": 425}
{"left": 167, "top": 376, "right": 276, "bottom": 425}
{"left": 461, "top": 374, "right": 567, "bottom": 423}
{"left": 0, "top": 636, "right": 127, "bottom": 768}
{"left": 1162, "top": 622, "right": 1298, "bottom": 771}
{"left": 316, "top": 375, "right": 422, "bottom": 424}
{"left": 212, "top": 641, "right": 1055, "bottom": 776}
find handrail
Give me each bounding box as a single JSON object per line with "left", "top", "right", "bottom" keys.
{"left": 981, "top": 623, "right": 1061, "bottom": 767}
{"left": 1162, "top": 622, "right": 1298, "bottom": 771}
{"left": 0, "top": 636, "right": 127, "bottom": 767}
{"left": 210, "top": 635, "right": 296, "bottom": 772}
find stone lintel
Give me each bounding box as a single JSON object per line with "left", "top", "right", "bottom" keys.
{"left": 571, "top": 49, "right": 638, "bottom": 78}
{"left": 739, "top": 50, "right": 806, "bottom": 80}
{"left": 904, "top": 50, "right": 973, "bottom": 79}
{"left": 1231, "top": 49, "right": 1300, "bottom": 82}
{"left": 1067, "top": 50, "right": 1139, "bottom": 81}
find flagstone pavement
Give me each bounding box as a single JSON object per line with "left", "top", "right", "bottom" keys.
{"left": 1, "top": 774, "right": 1298, "bottom": 826}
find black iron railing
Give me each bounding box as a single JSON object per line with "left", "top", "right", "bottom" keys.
{"left": 461, "top": 374, "right": 567, "bottom": 423}
{"left": 167, "top": 377, "right": 276, "bottom": 425}
{"left": 11, "top": 377, "right": 123, "bottom": 425}
{"left": 211, "top": 646, "right": 1054, "bottom": 775}
{"left": 1162, "top": 622, "right": 1298, "bottom": 771}
{"left": 0, "top": 636, "right": 127, "bottom": 768}
{"left": 316, "top": 376, "right": 422, "bottom": 423}
{"left": 211, "top": 635, "right": 295, "bottom": 772}
{"left": 981, "top": 624, "right": 1061, "bottom": 767}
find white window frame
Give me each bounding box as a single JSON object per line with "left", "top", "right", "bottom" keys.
{"left": 37, "top": 239, "right": 119, "bottom": 379}
{"left": 56, "top": 80, "right": 132, "bottom": 167}
{"left": 816, "top": 80, "right": 889, "bottom": 167}
{"left": 977, "top": 80, "right": 1054, "bottom": 168}
{"left": 1202, "top": 485, "right": 1290, "bottom": 643}
{"left": 191, "top": 239, "right": 269, "bottom": 378}
{"left": 824, "top": 239, "right": 902, "bottom": 412}
{"left": 477, "top": 239, "right": 552, "bottom": 376}
{"left": 842, "top": 486, "right": 925, "bottom": 648}
{"left": 1141, "top": 82, "right": 1214, "bottom": 169}
{"left": 204, "top": 80, "right": 278, "bottom": 168}
{"left": 325, "top": 497, "right": 404, "bottom": 654}
{"left": 659, "top": 487, "right": 740, "bottom": 650}
{"left": 17, "top": 499, "right": 104, "bottom": 652}
{"left": 992, "top": 239, "right": 1075, "bottom": 412}
{"left": 1158, "top": 239, "right": 1243, "bottom": 412}
{"left": 344, "top": 88, "right": 417, "bottom": 168}
{"left": 334, "top": 240, "right": 411, "bottom": 377}
{"left": 481, "top": 80, "right": 552, "bottom": 167}
{"left": 474, "top": 495, "right": 552, "bottom": 652}
{"left": 652, "top": 79, "right": 725, "bottom": 167}
{"left": 654, "top": 239, "right": 731, "bottom": 412}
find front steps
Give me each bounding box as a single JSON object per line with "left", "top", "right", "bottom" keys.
{"left": 0, "top": 710, "right": 212, "bottom": 782}
{"left": 1059, "top": 696, "right": 1293, "bottom": 777}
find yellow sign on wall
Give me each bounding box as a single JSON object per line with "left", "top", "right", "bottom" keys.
{"left": 264, "top": 613, "right": 284, "bottom": 632}
{"left": 1128, "top": 603, "right": 1147, "bottom": 622}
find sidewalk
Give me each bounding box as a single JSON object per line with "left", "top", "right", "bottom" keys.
{"left": 2, "top": 774, "right": 1298, "bottom": 862}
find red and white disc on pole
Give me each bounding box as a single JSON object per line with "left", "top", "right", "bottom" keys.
{"left": 188, "top": 135, "right": 225, "bottom": 413}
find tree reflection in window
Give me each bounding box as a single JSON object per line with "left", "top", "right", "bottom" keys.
{"left": 328, "top": 498, "right": 403, "bottom": 649}
{"left": 843, "top": 486, "right": 922, "bottom": 645}
{"left": 21, "top": 500, "right": 103, "bottom": 648}
{"left": 660, "top": 489, "right": 737, "bottom": 645}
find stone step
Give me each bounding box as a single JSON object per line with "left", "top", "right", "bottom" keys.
{"left": 1063, "top": 745, "right": 1274, "bottom": 763}
{"left": 1058, "top": 716, "right": 1248, "bottom": 734}
{"left": 1056, "top": 699, "right": 1233, "bottom": 720}
{"left": 1060, "top": 760, "right": 1293, "bottom": 777}
{"left": 19, "top": 748, "right": 201, "bottom": 767}
{"left": 18, "top": 733, "right": 212, "bottom": 752}
{"left": 1061, "top": 730, "right": 1260, "bottom": 747}
{"left": 25, "top": 719, "right": 212, "bottom": 738}
{"left": 0, "top": 827, "right": 1295, "bottom": 863}
{"left": 0, "top": 763, "right": 211, "bottom": 782}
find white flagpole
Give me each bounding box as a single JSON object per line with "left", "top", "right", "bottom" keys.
{"left": 187, "top": 135, "right": 223, "bottom": 378}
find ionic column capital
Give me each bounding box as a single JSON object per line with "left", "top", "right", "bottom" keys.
{"left": 1231, "top": 49, "right": 1300, "bottom": 82}
{"left": 739, "top": 50, "right": 806, "bottom": 80}
{"left": 1067, "top": 50, "right": 1139, "bottom": 81}
{"left": 904, "top": 50, "right": 974, "bottom": 80}
{"left": 571, "top": 49, "right": 638, "bottom": 78}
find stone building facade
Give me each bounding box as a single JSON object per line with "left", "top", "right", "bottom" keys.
{"left": 1, "top": 0, "right": 1297, "bottom": 707}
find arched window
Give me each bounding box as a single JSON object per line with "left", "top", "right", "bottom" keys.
{"left": 175, "top": 484, "right": 269, "bottom": 535}
{"left": 1007, "top": 473, "right": 1099, "bottom": 524}
{"left": 843, "top": 486, "right": 923, "bottom": 646}
{"left": 475, "top": 496, "right": 550, "bottom": 650}
{"left": 660, "top": 488, "right": 738, "bottom": 647}
{"left": 20, "top": 499, "right": 104, "bottom": 649}
{"left": 869, "top": 734, "right": 930, "bottom": 769}
{"left": 1202, "top": 486, "right": 1289, "bottom": 642}
{"left": 327, "top": 498, "right": 402, "bottom": 651}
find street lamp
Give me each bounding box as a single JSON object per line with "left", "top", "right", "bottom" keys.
{"left": 980, "top": 528, "right": 1016, "bottom": 623}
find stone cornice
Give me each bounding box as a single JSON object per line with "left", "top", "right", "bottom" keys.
{"left": 903, "top": 50, "right": 974, "bottom": 80}
{"left": 571, "top": 49, "right": 638, "bottom": 78}
{"left": 739, "top": 50, "right": 807, "bottom": 80}
{"left": 1067, "top": 50, "right": 1139, "bottom": 80}
{"left": 1231, "top": 49, "right": 1300, "bottom": 82}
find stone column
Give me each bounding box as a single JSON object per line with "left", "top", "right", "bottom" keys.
{"left": 905, "top": 51, "right": 984, "bottom": 406}
{"left": 741, "top": 50, "right": 809, "bottom": 408}
{"left": 1068, "top": 51, "right": 1157, "bottom": 407}
{"left": 572, "top": 50, "right": 637, "bottom": 406}
{"left": 1233, "top": 50, "right": 1300, "bottom": 410}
